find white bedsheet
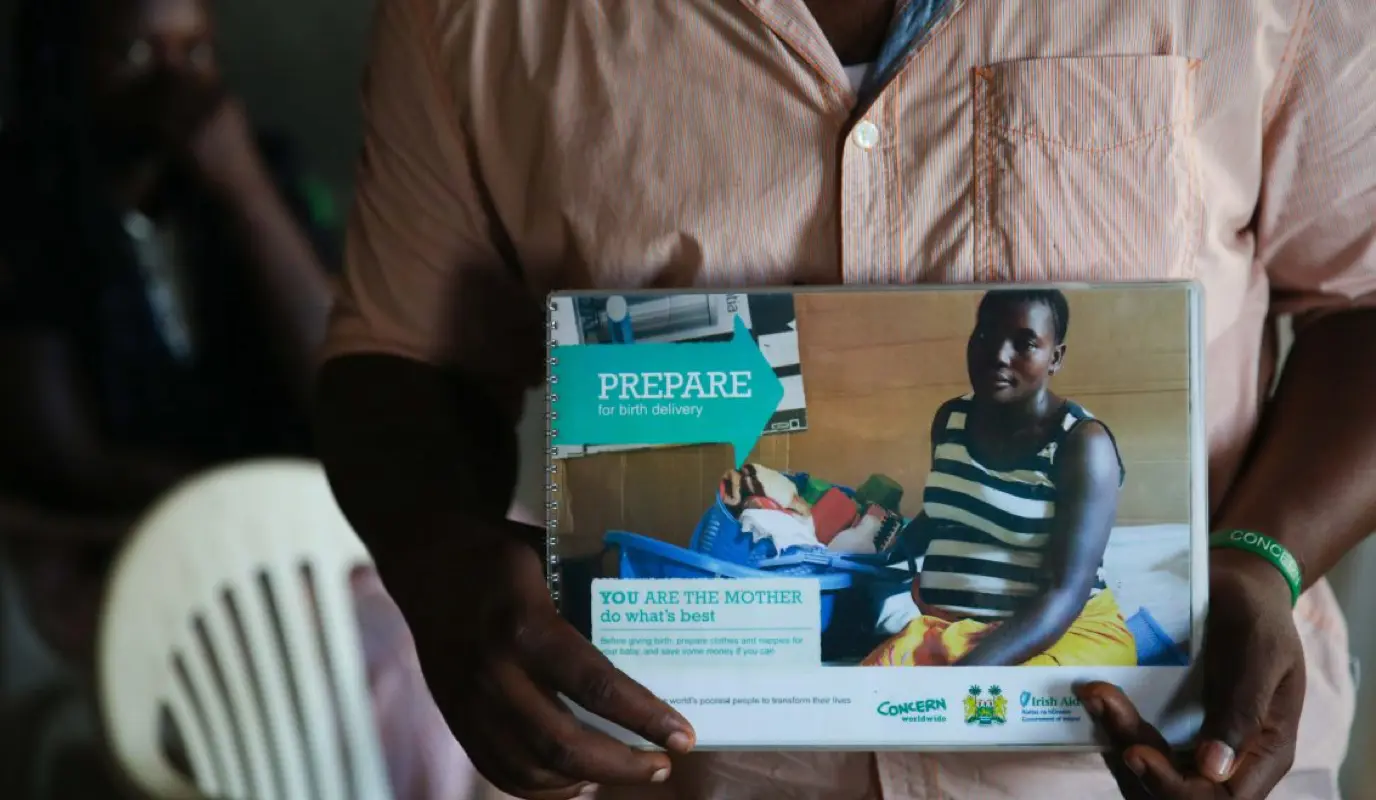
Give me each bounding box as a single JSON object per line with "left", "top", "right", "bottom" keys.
{"left": 1100, "top": 523, "right": 1194, "bottom": 648}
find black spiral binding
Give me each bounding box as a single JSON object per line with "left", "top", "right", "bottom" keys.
{"left": 545, "top": 298, "right": 562, "bottom": 611}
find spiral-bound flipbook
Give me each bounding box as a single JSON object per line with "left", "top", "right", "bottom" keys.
{"left": 545, "top": 283, "right": 1207, "bottom": 750}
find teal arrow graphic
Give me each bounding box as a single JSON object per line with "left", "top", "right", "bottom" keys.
{"left": 552, "top": 315, "right": 786, "bottom": 467}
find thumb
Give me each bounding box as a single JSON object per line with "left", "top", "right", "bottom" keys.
{"left": 1197, "top": 643, "right": 1277, "bottom": 782}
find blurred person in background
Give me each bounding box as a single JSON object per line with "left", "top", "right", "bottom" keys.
{"left": 0, "top": 0, "right": 336, "bottom": 686}
{"left": 0, "top": 3, "right": 483, "bottom": 797}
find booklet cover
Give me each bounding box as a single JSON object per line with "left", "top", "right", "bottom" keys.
{"left": 546, "top": 283, "right": 1206, "bottom": 750}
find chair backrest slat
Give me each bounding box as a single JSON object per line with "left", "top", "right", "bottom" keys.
{"left": 267, "top": 561, "right": 350, "bottom": 800}
{"left": 236, "top": 571, "right": 316, "bottom": 800}
{"left": 174, "top": 626, "right": 250, "bottom": 799}
{"left": 165, "top": 667, "right": 226, "bottom": 798}
{"left": 199, "top": 594, "right": 282, "bottom": 800}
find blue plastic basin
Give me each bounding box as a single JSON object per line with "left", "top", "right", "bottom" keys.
{"left": 687, "top": 498, "right": 780, "bottom": 564}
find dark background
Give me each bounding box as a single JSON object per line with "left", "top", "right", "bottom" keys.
{"left": 0, "top": 0, "right": 374, "bottom": 220}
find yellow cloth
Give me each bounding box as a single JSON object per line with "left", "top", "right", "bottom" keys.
{"left": 862, "top": 589, "right": 1137, "bottom": 667}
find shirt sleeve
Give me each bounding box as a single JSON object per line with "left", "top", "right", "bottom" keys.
{"left": 1257, "top": 1, "right": 1376, "bottom": 328}
{"left": 322, "top": 0, "right": 545, "bottom": 408}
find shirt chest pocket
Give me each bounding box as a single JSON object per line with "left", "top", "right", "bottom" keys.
{"left": 972, "top": 56, "right": 1202, "bottom": 282}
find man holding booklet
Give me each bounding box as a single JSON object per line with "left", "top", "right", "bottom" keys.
{"left": 314, "top": 0, "right": 1376, "bottom": 798}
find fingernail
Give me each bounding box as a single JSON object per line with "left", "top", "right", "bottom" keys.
{"left": 1081, "top": 695, "right": 1104, "bottom": 718}
{"left": 667, "top": 731, "right": 694, "bottom": 753}
{"left": 579, "top": 784, "right": 599, "bottom": 796}
{"left": 1198, "top": 740, "right": 1236, "bottom": 781}
{"left": 1124, "top": 753, "right": 1147, "bottom": 776}
{"left": 651, "top": 768, "right": 670, "bottom": 783}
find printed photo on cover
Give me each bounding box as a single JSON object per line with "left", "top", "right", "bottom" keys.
{"left": 552, "top": 286, "right": 1196, "bottom": 669}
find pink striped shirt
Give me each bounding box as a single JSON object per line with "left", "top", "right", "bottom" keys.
{"left": 328, "top": 1, "right": 1372, "bottom": 796}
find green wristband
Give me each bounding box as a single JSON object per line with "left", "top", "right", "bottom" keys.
{"left": 1209, "top": 529, "right": 1303, "bottom": 607}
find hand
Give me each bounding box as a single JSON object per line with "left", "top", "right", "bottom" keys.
{"left": 185, "top": 96, "right": 271, "bottom": 199}
{"left": 1077, "top": 549, "right": 1305, "bottom": 798}
{"left": 376, "top": 519, "right": 696, "bottom": 799}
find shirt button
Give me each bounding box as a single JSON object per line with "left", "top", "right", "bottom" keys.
{"left": 852, "top": 120, "right": 880, "bottom": 150}
{"left": 605, "top": 295, "right": 628, "bottom": 322}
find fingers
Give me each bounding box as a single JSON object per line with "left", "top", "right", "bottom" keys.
{"left": 1225, "top": 668, "right": 1304, "bottom": 799}
{"left": 1195, "top": 574, "right": 1298, "bottom": 783}
{"left": 1077, "top": 664, "right": 1304, "bottom": 800}
{"left": 1081, "top": 682, "right": 1183, "bottom": 798}
{"left": 424, "top": 536, "right": 695, "bottom": 797}
{"left": 1077, "top": 682, "right": 1173, "bottom": 755}
{"left": 457, "top": 658, "right": 670, "bottom": 799}
{"left": 453, "top": 687, "right": 594, "bottom": 800}
{"left": 1197, "top": 652, "right": 1284, "bottom": 782}
{"left": 1124, "top": 745, "right": 1198, "bottom": 798}
{"left": 523, "top": 619, "right": 696, "bottom": 754}
{"left": 1199, "top": 638, "right": 1293, "bottom": 782}
{"left": 1100, "top": 747, "right": 1160, "bottom": 800}
{"left": 493, "top": 656, "right": 678, "bottom": 786}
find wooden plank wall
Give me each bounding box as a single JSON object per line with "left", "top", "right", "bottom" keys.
{"left": 556, "top": 287, "right": 1193, "bottom": 556}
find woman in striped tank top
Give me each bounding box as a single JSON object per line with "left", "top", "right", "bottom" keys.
{"left": 863, "top": 289, "right": 1138, "bottom": 667}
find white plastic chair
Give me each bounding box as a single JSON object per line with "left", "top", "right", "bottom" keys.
{"left": 96, "top": 458, "right": 393, "bottom": 800}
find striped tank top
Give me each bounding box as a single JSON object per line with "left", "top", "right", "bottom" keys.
{"left": 916, "top": 394, "right": 1124, "bottom": 623}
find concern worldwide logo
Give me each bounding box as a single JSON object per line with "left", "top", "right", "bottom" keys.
{"left": 874, "top": 697, "right": 948, "bottom": 724}
{"left": 963, "top": 685, "right": 1008, "bottom": 726}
